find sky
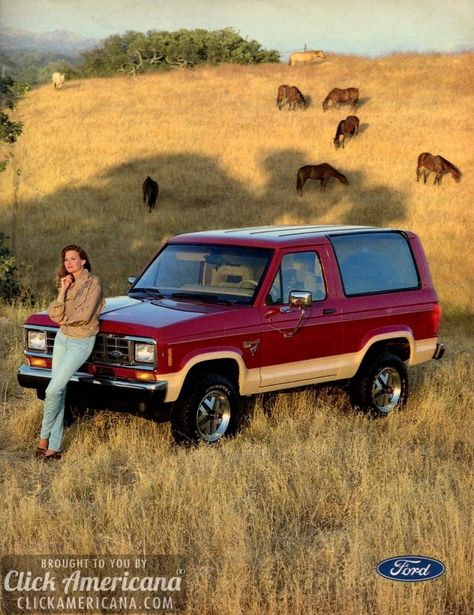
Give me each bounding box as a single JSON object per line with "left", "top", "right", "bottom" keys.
{"left": 1, "top": 0, "right": 473, "bottom": 57}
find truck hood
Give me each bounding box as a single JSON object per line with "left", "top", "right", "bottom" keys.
{"left": 102, "top": 295, "right": 220, "bottom": 322}
{"left": 26, "top": 295, "right": 254, "bottom": 340}
{"left": 99, "top": 295, "right": 236, "bottom": 339}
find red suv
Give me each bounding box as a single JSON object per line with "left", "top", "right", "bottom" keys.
{"left": 18, "top": 225, "right": 445, "bottom": 444}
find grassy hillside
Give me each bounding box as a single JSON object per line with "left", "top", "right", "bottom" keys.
{"left": 1, "top": 54, "right": 473, "bottom": 614}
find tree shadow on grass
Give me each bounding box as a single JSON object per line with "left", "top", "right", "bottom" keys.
{"left": 257, "top": 154, "right": 407, "bottom": 228}
{"left": 341, "top": 170, "right": 407, "bottom": 226}
{"left": 11, "top": 149, "right": 303, "bottom": 293}
{"left": 12, "top": 149, "right": 407, "bottom": 296}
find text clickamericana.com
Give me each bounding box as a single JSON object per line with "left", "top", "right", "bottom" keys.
{"left": 12, "top": 595, "right": 175, "bottom": 611}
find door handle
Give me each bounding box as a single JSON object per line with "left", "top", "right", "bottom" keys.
{"left": 323, "top": 308, "right": 337, "bottom": 315}
{"left": 265, "top": 306, "right": 291, "bottom": 318}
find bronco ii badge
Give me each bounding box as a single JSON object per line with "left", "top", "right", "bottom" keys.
{"left": 376, "top": 556, "right": 445, "bottom": 582}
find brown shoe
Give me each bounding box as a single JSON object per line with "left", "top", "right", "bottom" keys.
{"left": 43, "top": 451, "right": 62, "bottom": 462}
{"left": 35, "top": 447, "right": 47, "bottom": 459}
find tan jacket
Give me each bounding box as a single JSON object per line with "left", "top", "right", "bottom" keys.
{"left": 48, "top": 269, "right": 104, "bottom": 338}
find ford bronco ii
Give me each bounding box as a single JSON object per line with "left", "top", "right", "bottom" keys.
{"left": 18, "top": 225, "right": 445, "bottom": 444}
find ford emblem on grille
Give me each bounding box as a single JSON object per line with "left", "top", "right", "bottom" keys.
{"left": 109, "top": 350, "right": 124, "bottom": 359}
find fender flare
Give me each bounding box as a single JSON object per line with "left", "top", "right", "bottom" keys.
{"left": 163, "top": 349, "right": 258, "bottom": 402}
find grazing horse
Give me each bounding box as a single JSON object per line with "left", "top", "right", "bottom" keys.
{"left": 333, "top": 115, "right": 360, "bottom": 149}
{"left": 323, "top": 87, "right": 359, "bottom": 111}
{"left": 296, "top": 164, "right": 348, "bottom": 196}
{"left": 416, "top": 152, "right": 461, "bottom": 185}
{"left": 276, "top": 84, "right": 291, "bottom": 109}
{"left": 142, "top": 176, "right": 159, "bottom": 212}
{"left": 286, "top": 85, "right": 307, "bottom": 110}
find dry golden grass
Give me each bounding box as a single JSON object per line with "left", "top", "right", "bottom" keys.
{"left": 0, "top": 53, "right": 473, "bottom": 614}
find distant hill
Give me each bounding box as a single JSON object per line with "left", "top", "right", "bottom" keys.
{"left": 0, "top": 27, "right": 101, "bottom": 54}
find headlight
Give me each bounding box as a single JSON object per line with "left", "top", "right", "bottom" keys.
{"left": 134, "top": 343, "right": 155, "bottom": 364}
{"left": 27, "top": 330, "right": 46, "bottom": 351}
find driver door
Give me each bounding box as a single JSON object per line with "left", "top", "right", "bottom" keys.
{"left": 259, "top": 249, "right": 342, "bottom": 390}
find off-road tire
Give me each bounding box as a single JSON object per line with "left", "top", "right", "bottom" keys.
{"left": 350, "top": 352, "right": 408, "bottom": 416}
{"left": 171, "top": 373, "right": 243, "bottom": 445}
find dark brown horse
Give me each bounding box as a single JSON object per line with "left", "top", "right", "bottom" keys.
{"left": 276, "top": 84, "right": 291, "bottom": 109}
{"left": 277, "top": 85, "right": 307, "bottom": 110}
{"left": 333, "top": 115, "right": 360, "bottom": 148}
{"left": 286, "top": 85, "right": 307, "bottom": 110}
{"left": 296, "top": 164, "right": 348, "bottom": 196}
{"left": 416, "top": 152, "right": 461, "bottom": 185}
{"left": 323, "top": 87, "right": 359, "bottom": 111}
{"left": 142, "top": 176, "right": 159, "bottom": 212}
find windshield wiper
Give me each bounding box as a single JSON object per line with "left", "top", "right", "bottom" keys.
{"left": 168, "top": 292, "right": 235, "bottom": 306}
{"left": 129, "top": 287, "right": 165, "bottom": 299}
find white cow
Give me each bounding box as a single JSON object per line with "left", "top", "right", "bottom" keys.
{"left": 52, "top": 72, "right": 65, "bottom": 89}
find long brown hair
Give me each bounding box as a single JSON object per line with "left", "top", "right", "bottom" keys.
{"left": 56, "top": 244, "right": 92, "bottom": 284}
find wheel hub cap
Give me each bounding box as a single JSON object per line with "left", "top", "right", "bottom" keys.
{"left": 196, "top": 390, "right": 231, "bottom": 442}
{"left": 372, "top": 367, "right": 402, "bottom": 413}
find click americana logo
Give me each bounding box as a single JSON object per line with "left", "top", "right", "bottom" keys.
{"left": 376, "top": 556, "right": 445, "bottom": 582}
{"left": 1, "top": 555, "right": 186, "bottom": 614}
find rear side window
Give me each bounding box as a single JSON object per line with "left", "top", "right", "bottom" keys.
{"left": 330, "top": 232, "right": 420, "bottom": 295}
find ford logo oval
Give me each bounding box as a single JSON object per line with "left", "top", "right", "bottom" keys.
{"left": 376, "top": 556, "right": 445, "bottom": 582}
{"left": 109, "top": 350, "right": 124, "bottom": 359}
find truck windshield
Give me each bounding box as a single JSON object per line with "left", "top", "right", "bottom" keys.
{"left": 130, "top": 244, "right": 273, "bottom": 305}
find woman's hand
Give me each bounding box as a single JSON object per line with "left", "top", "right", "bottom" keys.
{"left": 60, "top": 275, "right": 74, "bottom": 294}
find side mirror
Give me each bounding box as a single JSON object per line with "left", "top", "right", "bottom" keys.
{"left": 128, "top": 276, "right": 137, "bottom": 286}
{"left": 289, "top": 290, "right": 312, "bottom": 307}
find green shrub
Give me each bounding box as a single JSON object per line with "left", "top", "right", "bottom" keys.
{"left": 0, "top": 232, "right": 20, "bottom": 302}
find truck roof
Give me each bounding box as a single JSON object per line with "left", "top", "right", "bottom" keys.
{"left": 170, "top": 225, "right": 395, "bottom": 248}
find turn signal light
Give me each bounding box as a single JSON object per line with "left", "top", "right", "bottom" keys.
{"left": 134, "top": 371, "right": 156, "bottom": 382}
{"left": 29, "top": 357, "right": 48, "bottom": 368}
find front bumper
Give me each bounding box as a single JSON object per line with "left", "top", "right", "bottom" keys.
{"left": 17, "top": 365, "right": 168, "bottom": 413}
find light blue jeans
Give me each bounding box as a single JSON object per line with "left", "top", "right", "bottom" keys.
{"left": 40, "top": 330, "right": 96, "bottom": 451}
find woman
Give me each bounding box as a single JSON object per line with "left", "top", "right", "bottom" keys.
{"left": 36, "top": 245, "right": 104, "bottom": 461}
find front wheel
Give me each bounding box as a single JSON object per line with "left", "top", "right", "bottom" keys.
{"left": 171, "top": 373, "right": 243, "bottom": 445}
{"left": 350, "top": 352, "right": 408, "bottom": 416}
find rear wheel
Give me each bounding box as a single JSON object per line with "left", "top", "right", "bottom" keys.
{"left": 171, "top": 373, "right": 243, "bottom": 445}
{"left": 350, "top": 352, "right": 408, "bottom": 416}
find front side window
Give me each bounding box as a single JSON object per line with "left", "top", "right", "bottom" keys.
{"left": 130, "top": 244, "right": 272, "bottom": 305}
{"left": 330, "top": 232, "right": 420, "bottom": 296}
{"left": 267, "top": 251, "right": 326, "bottom": 305}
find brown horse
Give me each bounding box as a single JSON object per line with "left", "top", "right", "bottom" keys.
{"left": 333, "top": 115, "right": 360, "bottom": 148}
{"left": 416, "top": 152, "right": 461, "bottom": 185}
{"left": 142, "top": 176, "right": 159, "bottom": 212}
{"left": 286, "top": 85, "right": 307, "bottom": 110}
{"left": 323, "top": 87, "right": 359, "bottom": 111}
{"left": 276, "top": 84, "right": 290, "bottom": 109}
{"left": 276, "top": 84, "right": 306, "bottom": 110}
{"left": 296, "top": 164, "right": 348, "bottom": 196}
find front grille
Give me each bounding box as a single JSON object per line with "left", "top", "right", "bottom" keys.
{"left": 46, "top": 330, "right": 56, "bottom": 354}
{"left": 91, "top": 334, "right": 131, "bottom": 366}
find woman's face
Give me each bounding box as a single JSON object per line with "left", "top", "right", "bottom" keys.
{"left": 64, "top": 250, "right": 86, "bottom": 276}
